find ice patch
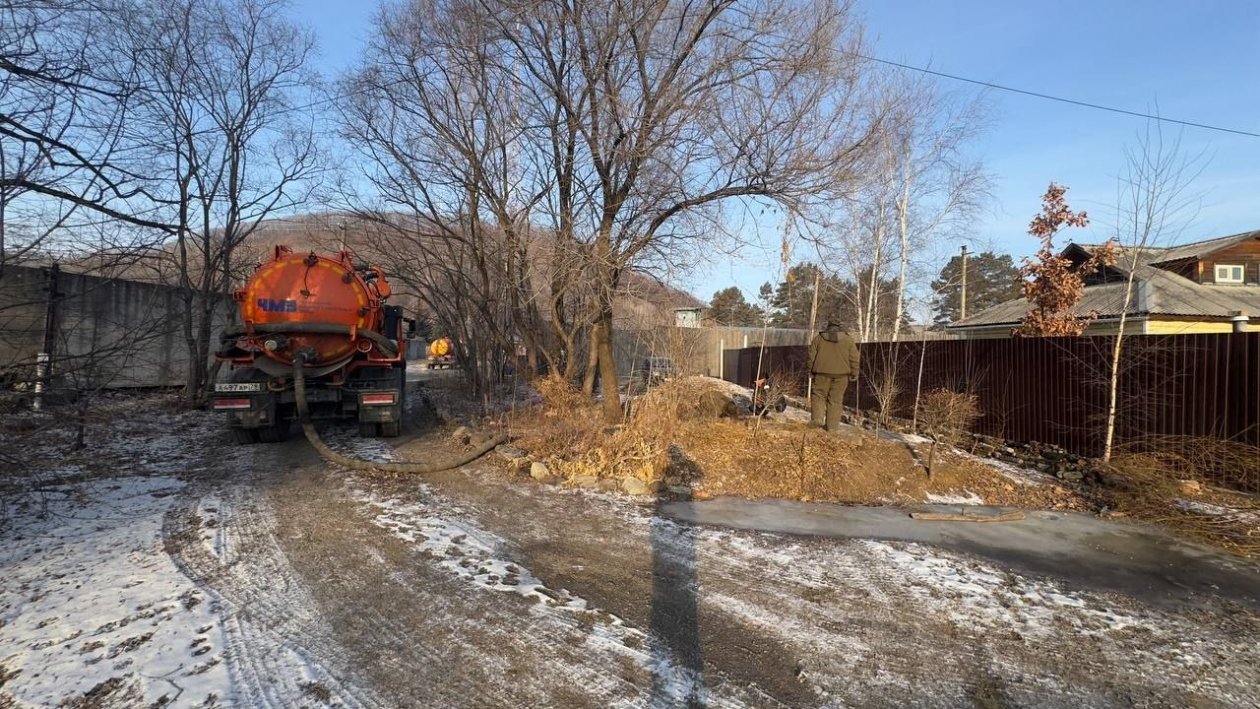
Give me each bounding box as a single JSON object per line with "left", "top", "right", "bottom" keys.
{"left": 318, "top": 425, "right": 396, "bottom": 463}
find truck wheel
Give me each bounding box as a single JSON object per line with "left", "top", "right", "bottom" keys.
{"left": 359, "top": 422, "right": 378, "bottom": 438}
{"left": 380, "top": 421, "right": 401, "bottom": 438}
{"left": 231, "top": 428, "right": 259, "bottom": 444}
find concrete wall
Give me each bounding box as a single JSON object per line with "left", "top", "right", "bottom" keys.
{"left": 0, "top": 265, "right": 231, "bottom": 389}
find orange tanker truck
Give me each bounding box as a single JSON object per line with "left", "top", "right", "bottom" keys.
{"left": 213, "top": 246, "right": 408, "bottom": 443}
{"left": 426, "top": 336, "right": 455, "bottom": 369}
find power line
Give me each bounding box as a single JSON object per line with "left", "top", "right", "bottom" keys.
{"left": 855, "top": 53, "right": 1260, "bottom": 140}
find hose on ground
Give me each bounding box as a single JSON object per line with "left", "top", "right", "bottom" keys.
{"left": 293, "top": 357, "right": 506, "bottom": 473}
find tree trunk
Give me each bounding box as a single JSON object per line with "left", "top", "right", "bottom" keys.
{"left": 582, "top": 324, "right": 600, "bottom": 396}
{"left": 893, "top": 168, "right": 912, "bottom": 341}
{"left": 596, "top": 309, "right": 621, "bottom": 422}
{"left": 1102, "top": 271, "right": 1138, "bottom": 463}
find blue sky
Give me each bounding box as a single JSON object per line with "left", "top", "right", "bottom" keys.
{"left": 291, "top": 0, "right": 1260, "bottom": 309}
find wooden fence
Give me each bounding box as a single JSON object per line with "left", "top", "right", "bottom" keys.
{"left": 723, "top": 333, "right": 1260, "bottom": 461}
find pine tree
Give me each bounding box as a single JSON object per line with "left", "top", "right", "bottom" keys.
{"left": 708, "top": 287, "right": 762, "bottom": 326}
{"left": 931, "top": 251, "right": 1022, "bottom": 327}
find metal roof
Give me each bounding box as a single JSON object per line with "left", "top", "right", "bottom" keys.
{"left": 950, "top": 266, "right": 1260, "bottom": 328}
{"left": 1073, "top": 230, "right": 1260, "bottom": 269}
{"left": 951, "top": 231, "right": 1260, "bottom": 329}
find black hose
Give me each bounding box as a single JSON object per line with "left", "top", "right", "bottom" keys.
{"left": 292, "top": 356, "right": 505, "bottom": 473}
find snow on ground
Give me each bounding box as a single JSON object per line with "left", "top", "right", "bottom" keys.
{"left": 0, "top": 477, "right": 230, "bottom": 708}
{"left": 876, "top": 429, "right": 932, "bottom": 445}
{"left": 319, "top": 424, "right": 396, "bottom": 463}
{"left": 691, "top": 527, "right": 1259, "bottom": 706}
{"left": 349, "top": 484, "right": 724, "bottom": 708}
{"left": 862, "top": 540, "right": 1142, "bottom": 638}
{"left": 965, "top": 453, "right": 1058, "bottom": 487}
{"left": 925, "top": 491, "right": 985, "bottom": 506}
{"left": 1177, "top": 499, "right": 1260, "bottom": 525}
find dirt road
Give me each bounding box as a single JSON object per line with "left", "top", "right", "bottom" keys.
{"left": 3, "top": 374, "right": 1260, "bottom": 707}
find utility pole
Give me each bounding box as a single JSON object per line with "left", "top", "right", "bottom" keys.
{"left": 806, "top": 269, "right": 821, "bottom": 401}
{"left": 959, "top": 245, "right": 969, "bottom": 320}
{"left": 35, "top": 263, "right": 62, "bottom": 410}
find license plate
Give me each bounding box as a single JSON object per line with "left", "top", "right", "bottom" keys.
{"left": 215, "top": 382, "right": 261, "bottom": 392}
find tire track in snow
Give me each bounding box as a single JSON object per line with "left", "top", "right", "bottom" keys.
{"left": 269, "top": 468, "right": 760, "bottom": 708}
{"left": 165, "top": 482, "right": 385, "bottom": 708}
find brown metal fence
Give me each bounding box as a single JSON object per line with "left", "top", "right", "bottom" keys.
{"left": 723, "top": 333, "right": 1260, "bottom": 461}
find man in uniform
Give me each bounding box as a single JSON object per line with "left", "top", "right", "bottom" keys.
{"left": 808, "top": 321, "right": 860, "bottom": 431}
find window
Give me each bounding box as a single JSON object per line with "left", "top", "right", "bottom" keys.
{"left": 1215, "top": 264, "right": 1245, "bottom": 284}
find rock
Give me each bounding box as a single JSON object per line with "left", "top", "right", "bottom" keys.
{"left": 595, "top": 479, "right": 620, "bottom": 493}
{"left": 451, "top": 426, "right": 471, "bottom": 444}
{"left": 571, "top": 475, "right": 599, "bottom": 489}
{"left": 620, "top": 477, "right": 650, "bottom": 496}
{"left": 648, "top": 480, "right": 666, "bottom": 493}
{"left": 496, "top": 444, "right": 527, "bottom": 461}
{"left": 1057, "top": 470, "right": 1083, "bottom": 482}
{"left": 667, "top": 485, "right": 692, "bottom": 497}
{"left": 1178, "top": 479, "right": 1203, "bottom": 496}
{"left": 511, "top": 457, "right": 532, "bottom": 473}
{"left": 530, "top": 461, "right": 552, "bottom": 481}
{"left": 469, "top": 432, "right": 494, "bottom": 448}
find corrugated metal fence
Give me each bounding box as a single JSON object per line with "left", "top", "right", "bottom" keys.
{"left": 723, "top": 333, "right": 1260, "bottom": 460}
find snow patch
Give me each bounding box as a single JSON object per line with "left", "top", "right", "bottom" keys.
{"left": 969, "top": 456, "right": 1055, "bottom": 487}
{"left": 861, "top": 540, "right": 1143, "bottom": 637}
{"left": 351, "top": 487, "right": 721, "bottom": 707}
{"left": 925, "top": 491, "right": 985, "bottom": 506}
{"left": 0, "top": 477, "right": 230, "bottom": 708}
{"left": 1176, "top": 500, "right": 1260, "bottom": 525}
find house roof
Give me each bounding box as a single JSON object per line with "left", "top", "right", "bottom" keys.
{"left": 950, "top": 230, "right": 1260, "bottom": 330}
{"left": 1071, "top": 229, "right": 1260, "bottom": 270}
{"left": 949, "top": 265, "right": 1260, "bottom": 329}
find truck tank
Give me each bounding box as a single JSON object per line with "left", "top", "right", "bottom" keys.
{"left": 213, "top": 245, "right": 408, "bottom": 442}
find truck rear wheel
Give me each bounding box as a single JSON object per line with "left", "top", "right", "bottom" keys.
{"left": 231, "top": 428, "right": 259, "bottom": 444}
{"left": 380, "top": 421, "right": 400, "bottom": 438}
{"left": 359, "top": 422, "right": 378, "bottom": 438}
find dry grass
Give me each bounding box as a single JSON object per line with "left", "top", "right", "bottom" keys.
{"left": 1101, "top": 437, "right": 1260, "bottom": 555}
{"left": 510, "top": 377, "right": 690, "bottom": 482}
{"left": 510, "top": 377, "right": 1260, "bottom": 557}
{"left": 675, "top": 419, "right": 1080, "bottom": 509}
{"left": 514, "top": 377, "right": 1083, "bottom": 509}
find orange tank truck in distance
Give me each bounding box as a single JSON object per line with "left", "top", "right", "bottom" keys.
{"left": 426, "top": 336, "right": 455, "bottom": 369}
{"left": 212, "top": 245, "right": 412, "bottom": 443}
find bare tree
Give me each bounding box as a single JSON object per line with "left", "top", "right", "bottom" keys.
{"left": 1101, "top": 123, "right": 1202, "bottom": 462}
{"left": 121, "top": 0, "right": 320, "bottom": 405}
{"left": 339, "top": 0, "right": 559, "bottom": 396}
{"left": 344, "top": 0, "right": 887, "bottom": 421}
{"left": 1, "top": 0, "right": 173, "bottom": 276}
{"left": 882, "top": 79, "right": 989, "bottom": 341}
